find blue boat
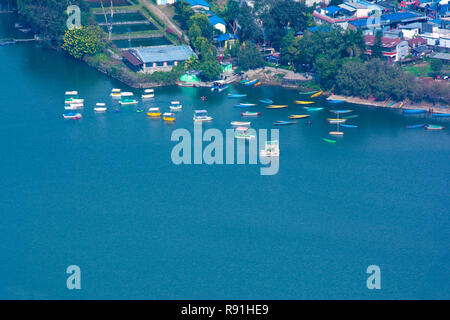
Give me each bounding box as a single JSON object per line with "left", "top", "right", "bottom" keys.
{"left": 234, "top": 104, "right": 252, "bottom": 108}
{"left": 406, "top": 124, "right": 424, "bottom": 129}
{"left": 403, "top": 109, "right": 426, "bottom": 114}
{"left": 328, "top": 100, "right": 345, "bottom": 103}
{"left": 243, "top": 79, "right": 258, "bottom": 86}
{"left": 331, "top": 109, "right": 352, "bottom": 114}
{"left": 273, "top": 121, "right": 297, "bottom": 126}
{"left": 228, "top": 93, "right": 247, "bottom": 98}
{"left": 433, "top": 113, "right": 450, "bottom": 117}
{"left": 259, "top": 99, "right": 273, "bottom": 104}
{"left": 340, "top": 124, "right": 358, "bottom": 128}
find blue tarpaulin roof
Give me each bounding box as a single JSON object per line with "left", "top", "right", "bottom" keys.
{"left": 134, "top": 45, "right": 195, "bottom": 63}
{"left": 325, "top": 6, "right": 342, "bottom": 14}
{"left": 183, "top": 0, "right": 210, "bottom": 8}
{"left": 209, "top": 14, "right": 225, "bottom": 26}
{"left": 215, "top": 33, "right": 238, "bottom": 42}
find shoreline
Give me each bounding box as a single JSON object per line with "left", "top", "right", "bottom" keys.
{"left": 327, "top": 94, "right": 450, "bottom": 114}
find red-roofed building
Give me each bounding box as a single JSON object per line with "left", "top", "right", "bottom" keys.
{"left": 408, "top": 36, "right": 427, "bottom": 49}
{"left": 364, "top": 35, "right": 409, "bottom": 62}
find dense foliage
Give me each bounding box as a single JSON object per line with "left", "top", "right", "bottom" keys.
{"left": 62, "top": 26, "right": 108, "bottom": 59}
{"left": 237, "top": 43, "right": 264, "bottom": 70}
{"left": 17, "top": 0, "right": 91, "bottom": 42}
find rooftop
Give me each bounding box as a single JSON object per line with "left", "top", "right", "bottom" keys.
{"left": 431, "top": 52, "right": 450, "bottom": 61}
{"left": 183, "top": 0, "right": 210, "bottom": 8}
{"left": 364, "top": 35, "right": 403, "bottom": 48}
{"left": 134, "top": 45, "right": 195, "bottom": 63}
{"left": 209, "top": 14, "right": 225, "bottom": 26}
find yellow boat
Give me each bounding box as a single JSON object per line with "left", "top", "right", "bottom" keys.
{"left": 163, "top": 112, "right": 175, "bottom": 122}
{"left": 311, "top": 91, "right": 323, "bottom": 98}
{"left": 289, "top": 115, "right": 311, "bottom": 119}
{"left": 267, "top": 105, "right": 288, "bottom": 109}
{"left": 295, "top": 100, "right": 315, "bottom": 105}
{"left": 147, "top": 107, "right": 161, "bottom": 117}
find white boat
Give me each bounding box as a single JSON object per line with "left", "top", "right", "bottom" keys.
{"left": 171, "top": 101, "right": 180, "bottom": 105}
{"left": 193, "top": 110, "right": 212, "bottom": 122}
{"left": 64, "top": 103, "right": 84, "bottom": 110}
{"left": 260, "top": 141, "right": 280, "bottom": 157}
{"left": 121, "top": 92, "right": 134, "bottom": 97}
{"left": 63, "top": 112, "right": 82, "bottom": 119}
{"left": 94, "top": 103, "right": 107, "bottom": 112}
{"left": 142, "top": 89, "right": 154, "bottom": 99}
{"left": 119, "top": 98, "right": 138, "bottom": 105}
{"left": 111, "top": 88, "right": 121, "bottom": 97}
{"left": 65, "top": 91, "right": 78, "bottom": 96}
{"left": 235, "top": 127, "right": 255, "bottom": 140}
{"left": 170, "top": 105, "right": 182, "bottom": 111}
{"left": 231, "top": 121, "right": 251, "bottom": 126}
{"left": 65, "top": 98, "right": 84, "bottom": 104}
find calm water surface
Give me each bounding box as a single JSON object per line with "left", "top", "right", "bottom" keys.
{"left": 0, "top": 14, "right": 449, "bottom": 299}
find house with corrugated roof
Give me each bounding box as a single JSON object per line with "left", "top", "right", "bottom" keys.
{"left": 122, "top": 45, "right": 196, "bottom": 73}
{"left": 364, "top": 35, "right": 409, "bottom": 62}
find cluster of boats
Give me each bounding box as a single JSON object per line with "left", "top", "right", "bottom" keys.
{"left": 63, "top": 91, "right": 83, "bottom": 119}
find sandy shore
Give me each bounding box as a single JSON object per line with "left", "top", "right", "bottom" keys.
{"left": 327, "top": 94, "right": 450, "bottom": 114}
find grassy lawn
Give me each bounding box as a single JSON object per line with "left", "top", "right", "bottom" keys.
{"left": 402, "top": 62, "right": 432, "bottom": 77}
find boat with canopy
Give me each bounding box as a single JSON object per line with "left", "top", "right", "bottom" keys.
{"left": 193, "top": 110, "right": 213, "bottom": 122}
{"left": 110, "top": 88, "right": 121, "bottom": 98}
{"left": 94, "top": 103, "right": 107, "bottom": 112}
{"left": 235, "top": 127, "right": 255, "bottom": 140}
{"left": 163, "top": 112, "right": 176, "bottom": 122}
{"left": 147, "top": 107, "right": 161, "bottom": 117}
{"left": 241, "top": 111, "right": 261, "bottom": 116}
{"left": 231, "top": 121, "right": 251, "bottom": 126}
{"left": 142, "top": 89, "right": 154, "bottom": 99}
{"left": 260, "top": 141, "right": 280, "bottom": 157}
{"left": 119, "top": 98, "right": 138, "bottom": 105}
{"left": 424, "top": 124, "right": 444, "bottom": 130}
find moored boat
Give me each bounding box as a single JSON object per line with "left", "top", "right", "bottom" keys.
{"left": 329, "top": 131, "right": 344, "bottom": 136}
{"left": 163, "top": 112, "right": 176, "bottom": 122}
{"left": 403, "top": 109, "right": 426, "bottom": 114}
{"left": 273, "top": 121, "right": 297, "bottom": 126}
{"left": 211, "top": 80, "right": 229, "bottom": 92}
{"left": 433, "top": 113, "right": 450, "bottom": 117}
{"left": 228, "top": 93, "right": 247, "bottom": 98}
{"left": 170, "top": 105, "right": 182, "bottom": 111}
{"left": 94, "top": 103, "right": 107, "bottom": 112}
{"left": 110, "top": 88, "right": 121, "bottom": 97}
{"left": 119, "top": 98, "right": 138, "bottom": 105}
{"left": 231, "top": 121, "right": 251, "bottom": 126}
{"left": 121, "top": 92, "right": 134, "bottom": 97}
{"left": 424, "top": 124, "right": 444, "bottom": 130}
{"left": 322, "top": 138, "right": 336, "bottom": 143}
{"left": 147, "top": 107, "right": 161, "bottom": 117}
{"left": 243, "top": 79, "right": 258, "bottom": 86}
{"left": 260, "top": 141, "right": 280, "bottom": 157}
{"left": 328, "top": 99, "right": 345, "bottom": 103}
{"left": 63, "top": 112, "right": 82, "bottom": 119}
{"left": 406, "top": 124, "right": 424, "bottom": 129}
{"left": 340, "top": 124, "right": 358, "bottom": 128}
{"left": 142, "top": 89, "right": 154, "bottom": 99}
{"left": 304, "top": 107, "right": 323, "bottom": 111}
{"left": 65, "top": 103, "right": 83, "bottom": 110}
{"left": 295, "top": 100, "right": 315, "bottom": 104}
{"left": 259, "top": 99, "right": 273, "bottom": 104}
{"left": 331, "top": 109, "right": 352, "bottom": 114}
{"left": 254, "top": 81, "right": 262, "bottom": 87}
{"left": 177, "top": 82, "right": 194, "bottom": 87}
{"left": 267, "top": 105, "right": 288, "bottom": 109}
{"left": 241, "top": 111, "right": 261, "bottom": 116}
{"left": 327, "top": 118, "right": 347, "bottom": 124}
{"left": 289, "top": 115, "right": 310, "bottom": 119}
{"left": 193, "top": 110, "right": 213, "bottom": 122}
{"left": 65, "top": 98, "right": 84, "bottom": 104}
{"left": 234, "top": 127, "right": 255, "bottom": 140}
{"left": 65, "top": 91, "right": 78, "bottom": 96}
{"left": 299, "top": 90, "right": 317, "bottom": 95}
{"left": 310, "top": 90, "right": 323, "bottom": 98}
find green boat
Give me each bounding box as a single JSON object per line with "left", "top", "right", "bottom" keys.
{"left": 343, "top": 114, "right": 359, "bottom": 119}
{"left": 299, "top": 90, "right": 317, "bottom": 95}
{"left": 322, "top": 138, "right": 336, "bottom": 144}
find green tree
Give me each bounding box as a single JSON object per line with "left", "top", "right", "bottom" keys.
{"left": 199, "top": 60, "right": 222, "bottom": 81}
{"left": 174, "top": 0, "right": 194, "bottom": 30}
{"left": 188, "top": 23, "right": 202, "bottom": 44}
{"left": 188, "top": 13, "right": 214, "bottom": 41}
{"left": 237, "top": 43, "right": 264, "bottom": 70}
{"left": 371, "top": 30, "right": 384, "bottom": 59}
{"left": 430, "top": 58, "right": 443, "bottom": 72}
{"left": 62, "top": 26, "right": 107, "bottom": 59}
{"left": 237, "top": 2, "right": 261, "bottom": 41}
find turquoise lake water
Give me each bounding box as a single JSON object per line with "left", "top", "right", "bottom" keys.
{"left": 0, "top": 14, "right": 449, "bottom": 299}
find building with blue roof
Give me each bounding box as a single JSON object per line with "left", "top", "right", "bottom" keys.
{"left": 124, "top": 45, "right": 196, "bottom": 73}
{"left": 208, "top": 14, "right": 226, "bottom": 33}
{"left": 181, "top": 0, "right": 210, "bottom": 11}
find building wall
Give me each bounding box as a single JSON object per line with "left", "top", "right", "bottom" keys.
{"left": 304, "top": 0, "right": 330, "bottom": 7}
{"left": 395, "top": 41, "right": 409, "bottom": 61}
{"left": 213, "top": 23, "right": 226, "bottom": 34}
{"left": 401, "top": 28, "right": 419, "bottom": 39}
{"left": 156, "top": 0, "right": 176, "bottom": 4}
